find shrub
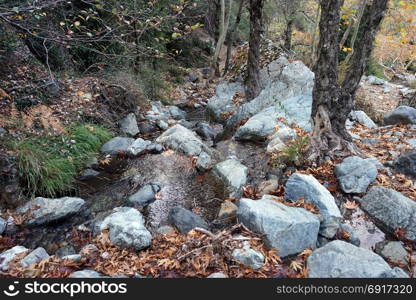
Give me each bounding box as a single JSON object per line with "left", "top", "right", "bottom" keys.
{"left": 12, "top": 124, "right": 111, "bottom": 197}
{"left": 270, "top": 135, "right": 309, "bottom": 168}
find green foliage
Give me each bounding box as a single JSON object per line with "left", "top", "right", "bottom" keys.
{"left": 271, "top": 136, "right": 309, "bottom": 168}
{"left": 365, "top": 58, "right": 387, "bottom": 80}
{"left": 12, "top": 124, "right": 112, "bottom": 197}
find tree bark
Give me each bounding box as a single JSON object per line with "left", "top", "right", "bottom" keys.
{"left": 245, "top": 0, "right": 264, "bottom": 100}
{"left": 283, "top": 17, "right": 294, "bottom": 52}
{"left": 344, "top": 0, "right": 368, "bottom": 64}
{"left": 308, "top": 0, "right": 388, "bottom": 164}
{"left": 223, "top": 0, "right": 245, "bottom": 76}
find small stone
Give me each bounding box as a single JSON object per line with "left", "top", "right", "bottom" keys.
{"left": 232, "top": 244, "right": 265, "bottom": 270}
{"left": 207, "top": 272, "right": 228, "bottom": 278}
{"left": 0, "top": 217, "right": 6, "bottom": 235}
{"left": 168, "top": 206, "right": 209, "bottom": 234}
{"left": 218, "top": 201, "right": 238, "bottom": 220}
{"left": 127, "top": 138, "right": 152, "bottom": 156}
{"left": 20, "top": 247, "right": 49, "bottom": 268}
{"left": 375, "top": 241, "right": 409, "bottom": 265}
{"left": 78, "top": 169, "right": 100, "bottom": 181}
{"left": 196, "top": 152, "right": 212, "bottom": 171}
{"left": 101, "top": 137, "right": 134, "bottom": 154}
{"left": 118, "top": 113, "right": 139, "bottom": 136}
{"left": 69, "top": 270, "right": 103, "bottom": 278}
{"left": 128, "top": 183, "right": 161, "bottom": 206}
{"left": 156, "top": 225, "right": 175, "bottom": 235}
{"left": 213, "top": 159, "right": 248, "bottom": 198}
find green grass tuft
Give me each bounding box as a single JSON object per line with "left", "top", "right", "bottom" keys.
{"left": 12, "top": 124, "right": 112, "bottom": 197}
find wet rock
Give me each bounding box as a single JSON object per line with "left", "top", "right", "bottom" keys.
{"left": 20, "top": 247, "right": 49, "bottom": 268}
{"left": 232, "top": 243, "right": 265, "bottom": 270}
{"left": 168, "top": 106, "right": 187, "bottom": 120}
{"left": 156, "top": 124, "right": 213, "bottom": 157}
{"left": 196, "top": 152, "right": 212, "bottom": 171}
{"left": 17, "top": 197, "right": 85, "bottom": 227}
{"left": 0, "top": 246, "right": 28, "bottom": 271}
{"left": 359, "top": 186, "right": 416, "bottom": 242}
{"left": 195, "top": 122, "right": 217, "bottom": 140}
{"left": 393, "top": 149, "right": 416, "bottom": 177}
{"left": 128, "top": 183, "right": 162, "bottom": 206}
{"left": 375, "top": 241, "right": 408, "bottom": 265}
{"left": 156, "top": 225, "right": 175, "bottom": 235}
{"left": 127, "top": 138, "right": 152, "bottom": 156}
{"left": 213, "top": 159, "right": 248, "bottom": 198}
{"left": 308, "top": 240, "right": 404, "bottom": 278}
{"left": 384, "top": 106, "right": 416, "bottom": 125}
{"left": 69, "top": 270, "right": 104, "bottom": 278}
{"left": 101, "top": 137, "right": 134, "bottom": 154}
{"left": 335, "top": 156, "right": 378, "bottom": 194}
{"left": 168, "top": 206, "right": 209, "bottom": 234}
{"left": 0, "top": 217, "right": 6, "bottom": 235}
{"left": 78, "top": 169, "right": 100, "bottom": 181}
{"left": 118, "top": 113, "right": 139, "bottom": 136}
{"left": 207, "top": 272, "right": 228, "bottom": 278}
{"left": 99, "top": 207, "right": 152, "bottom": 250}
{"left": 237, "top": 196, "right": 320, "bottom": 257}
{"left": 285, "top": 173, "right": 341, "bottom": 238}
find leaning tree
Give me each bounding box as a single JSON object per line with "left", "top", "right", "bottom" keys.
{"left": 308, "top": 0, "right": 388, "bottom": 164}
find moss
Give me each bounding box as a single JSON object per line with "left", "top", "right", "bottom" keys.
{"left": 12, "top": 124, "right": 112, "bottom": 197}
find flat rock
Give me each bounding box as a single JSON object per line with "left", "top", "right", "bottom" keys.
{"left": 168, "top": 206, "right": 209, "bottom": 234}
{"left": 101, "top": 137, "right": 134, "bottom": 154}
{"left": 17, "top": 197, "right": 85, "bottom": 227}
{"left": 335, "top": 156, "right": 378, "bottom": 194}
{"left": 237, "top": 196, "right": 320, "bottom": 257}
{"left": 285, "top": 173, "right": 341, "bottom": 238}
{"left": 359, "top": 186, "right": 416, "bottom": 242}
{"left": 99, "top": 207, "right": 152, "bottom": 250}
{"left": 308, "top": 240, "right": 406, "bottom": 278}
{"left": 0, "top": 246, "right": 28, "bottom": 271}
{"left": 213, "top": 159, "right": 248, "bottom": 198}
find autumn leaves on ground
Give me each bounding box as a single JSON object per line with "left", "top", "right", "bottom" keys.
{"left": 1, "top": 0, "right": 416, "bottom": 279}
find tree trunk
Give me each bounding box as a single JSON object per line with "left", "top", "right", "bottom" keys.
{"left": 344, "top": 0, "right": 368, "bottom": 64}
{"left": 223, "top": 0, "right": 245, "bottom": 76}
{"left": 283, "top": 17, "right": 294, "bottom": 52}
{"left": 308, "top": 0, "right": 388, "bottom": 164}
{"left": 245, "top": 0, "right": 264, "bottom": 100}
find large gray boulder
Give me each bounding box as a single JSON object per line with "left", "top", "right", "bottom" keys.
{"left": 334, "top": 156, "right": 378, "bottom": 194}
{"left": 308, "top": 240, "right": 407, "bottom": 278}
{"left": 118, "top": 113, "right": 139, "bottom": 136}
{"left": 101, "top": 137, "right": 134, "bottom": 154}
{"left": 168, "top": 206, "right": 209, "bottom": 234}
{"left": 359, "top": 186, "right": 416, "bottom": 242}
{"left": 393, "top": 149, "right": 416, "bottom": 177}
{"left": 156, "top": 124, "right": 213, "bottom": 157}
{"left": 0, "top": 246, "right": 28, "bottom": 271}
{"left": 237, "top": 196, "right": 320, "bottom": 257}
{"left": 17, "top": 197, "right": 85, "bottom": 227}
{"left": 213, "top": 159, "right": 248, "bottom": 198}
{"left": 285, "top": 173, "right": 341, "bottom": 238}
{"left": 99, "top": 207, "right": 152, "bottom": 250}
{"left": 384, "top": 106, "right": 416, "bottom": 125}
{"left": 20, "top": 247, "right": 49, "bottom": 268}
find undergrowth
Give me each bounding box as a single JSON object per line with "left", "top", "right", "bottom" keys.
{"left": 270, "top": 136, "right": 309, "bottom": 168}
{"left": 11, "top": 124, "right": 111, "bottom": 198}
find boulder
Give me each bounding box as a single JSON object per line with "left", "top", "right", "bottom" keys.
{"left": 128, "top": 183, "right": 161, "bottom": 206}
{"left": 118, "top": 113, "right": 139, "bottom": 136}
{"left": 0, "top": 246, "right": 28, "bottom": 271}
{"left": 384, "top": 106, "right": 416, "bottom": 125}
{"left": 237, "top": 196, "right": 320, "bottom": 257}
{"left": 393, "top": 149, "right": 416, "bottom": 177}
{"left": 285, "top": 173, "right": 341, "bottom": 238}
{"left": 213, "top": 159, "right": 248, "bottom": 198}
{"left": 127, "top": 138, "right": 152, "bottom": 156}
{"left": 17, "top": 197, "right": 85, "bottom": 227}
{"left": 359, "top": 187, "right": 416, "bottom": 242}
{"left": 168, "top": 206, "right": 209, "bottom": 234}
{"left": 101, "top": 137, "right": 134, "bottom": 154}
{"left": 349, "top": 111, "right": 377, "bottom": 128}
{"left": 307, "top": 240, "right": 406, "bottom": 278}
{"left": 156, "top": 124, "right": 213, "bottom": 157}
{"left": 195, "top": 122, "right": 217, "bottom": 141}
{"left": 99, "top": 207, "right": 152, "bottom": 250}
{"left": 196, "top": 152, "right": 212, "bottom": 171}
{"left": 334, "top": 156, "right": 378, "bottom": 194}
{"left": 20, "top": 247, "right": 49, "bottom": 268}
{"left": 168, "top": 106, "right": 187, "bottom": 120}
{"left": 375, "top": 241, "right": 409, "bottom": 265}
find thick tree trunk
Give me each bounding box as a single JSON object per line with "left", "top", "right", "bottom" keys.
{"left": 283, "top": 18, "right": 294, "bottom": 52}
{"left": 245, "top": 0, "right": 264, "bottom": 100}
{"left": 223, "top": 0, "right": 245, "bottom": 76}
{"left": 308, "top": 0, "right": 388, "bottom": 164}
